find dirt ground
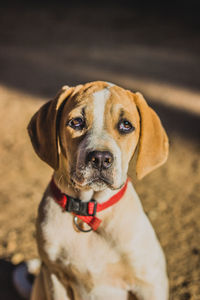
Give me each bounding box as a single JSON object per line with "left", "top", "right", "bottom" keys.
{"left": 0, "top": 3, "right": 200, "bottom": 300}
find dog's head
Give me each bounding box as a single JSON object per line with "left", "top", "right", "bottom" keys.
{"left": 28, "top": 81, "right": 168, "bottom": 191}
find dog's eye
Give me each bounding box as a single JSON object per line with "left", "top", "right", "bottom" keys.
{"left": 118, "top": 119, "right": 135, "bottom": 134}
{"left": 68, "top": 117, "right": 85, "bottom": 130}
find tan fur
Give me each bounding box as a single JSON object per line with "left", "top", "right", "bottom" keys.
{"left": 27, "top": 86, "right": 75, "bottom": 170}
{"left": 133, "top": 92, "right": 169, "bottom": 179}
{"left": 28, "top": 81, "right": 169, "bottom": 300}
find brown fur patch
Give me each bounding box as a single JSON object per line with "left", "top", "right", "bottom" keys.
{"left": 106, "top": 257, "right": 135, "bottom": 289}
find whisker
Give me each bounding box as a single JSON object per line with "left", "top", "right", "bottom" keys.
{"left": 58, "top": 174, "right": 64, "bottom": 186}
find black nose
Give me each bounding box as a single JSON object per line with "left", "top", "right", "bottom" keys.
{"left": 86, "top": 151, "right": 113, "bottom": 170}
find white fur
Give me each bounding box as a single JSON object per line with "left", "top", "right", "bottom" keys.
{"left": 74, "top": 87, "right": 123, "bottom": 189}
{"left": 84, "top": 88, "right": 123, "bottom": 187}
{"left": 106, "top": 82, "right": 115, "bottom": 87}
{"left": 93, "top": 88, "right": 110, "bottom": 134}
{"left": 90, "top": 285, "right": 127, "bottom": 300}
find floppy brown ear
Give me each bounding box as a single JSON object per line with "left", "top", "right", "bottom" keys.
{"left": 134, "top": 92, "right": 169, "bottom": 179}
{"left": 27, "top": 86, "right": 74, "bottom": 170}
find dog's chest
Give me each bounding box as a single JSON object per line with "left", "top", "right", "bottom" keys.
{"left": 38, "top": 195, "right": 134, "bottom": 290}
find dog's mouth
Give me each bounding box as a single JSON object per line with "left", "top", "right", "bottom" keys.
{"left": 71, "top": 169, "right": 114, "bottom": 191}
{"left": 89, "top": 175, "right": 113, "bottom": 186}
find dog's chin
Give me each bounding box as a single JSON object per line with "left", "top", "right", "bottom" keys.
{"left": 71, "top": 173, "right": 115, "bottom": 192}
{"left": 88, "top": 178, "right": 111, "bottom": 191}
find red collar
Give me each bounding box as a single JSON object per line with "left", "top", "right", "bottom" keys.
{"left": 50, "top": 177, "right": 129, "bottom": 231}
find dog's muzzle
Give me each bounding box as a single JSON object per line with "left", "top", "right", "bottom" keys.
{"left": 73, "top": 148, "right": 116, "bottom": 189}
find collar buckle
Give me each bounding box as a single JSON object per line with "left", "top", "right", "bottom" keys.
{"left": 66, "top": 197, "right": 97, "bottom": 217}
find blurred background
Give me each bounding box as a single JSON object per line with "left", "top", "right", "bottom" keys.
{"left": 0, "top": 1, "right": 199, "bottom": 299}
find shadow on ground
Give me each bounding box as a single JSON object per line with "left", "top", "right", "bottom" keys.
{"left": 0, "top": 2, "right": 200, "bottom": 98}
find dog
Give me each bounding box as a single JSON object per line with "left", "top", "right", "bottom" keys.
{"left": 28, "top": 81, "right": 169, "bottom": 300}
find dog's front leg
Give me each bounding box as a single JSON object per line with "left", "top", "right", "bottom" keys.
{"left": 127, "top": 214, "right": 168, "bottom": 300}
{"left": 30, "top": 267, "right": 46, "bottom": 300}
{"left": 128, "top": 250, "right": 168, "bottom": 300}
{"left": 128, "top": 254, "right": 168, "bottom": 300}
{"left": 31, "top": 264, "right": 70, "bottom": 300}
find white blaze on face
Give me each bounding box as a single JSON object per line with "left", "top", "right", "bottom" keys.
{"left": 106, "top": 81, "right": 115, "bottom": 88}
{"left": 75, "top": 88, "right": 110, "bottom": 169}
{"left": 92, "top": 88, "right": 110, "bottom": 134}
{"left": 87, "top": 87, "right": 123, "bottom": 187}
{"left": 75, "top": 86, "right": 124, "bottom": 189}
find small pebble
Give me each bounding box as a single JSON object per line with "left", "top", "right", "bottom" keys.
{"left": 7, "top": 240, "right": 17, "bottom": 252}
{"left": 158, "top": 201, "right": 167, "bottom": 211}
{"left": 11, "top": 253, "right": 24, "bottom": 265}
{"left": 149, "top": 210, "right": 157, "bottom": 221}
